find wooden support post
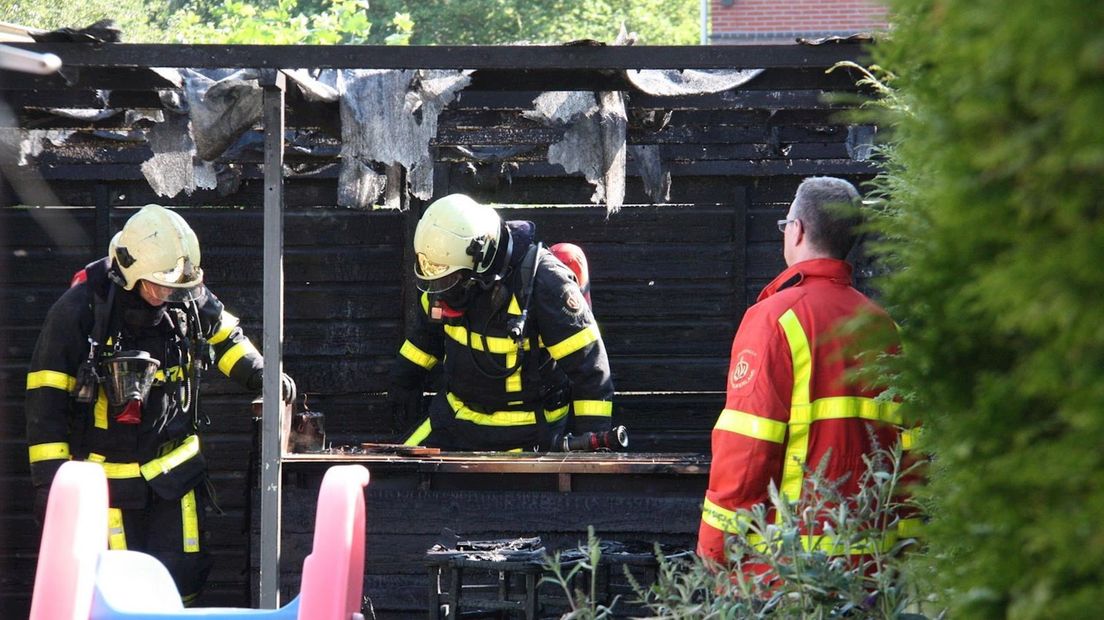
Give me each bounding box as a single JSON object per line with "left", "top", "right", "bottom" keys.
{"left": 258, "top": 68, "right": 286, "bottom": 609}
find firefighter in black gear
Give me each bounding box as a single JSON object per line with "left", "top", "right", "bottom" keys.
{"left": 390, "top": 194, "right": 614, "bottom": 451}
{"left": 24, "top": 204, "right": 287, "bottom": 604}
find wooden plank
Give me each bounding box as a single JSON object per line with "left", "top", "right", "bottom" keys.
{"left": 280, "top": 452, "right": 708, "bottom": 475}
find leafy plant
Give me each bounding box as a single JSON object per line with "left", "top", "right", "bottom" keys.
{"left": 543, "top": 526, "right": 620, "bottom": 620}
{"left": 167, "top": 0, "right": 375, "bottom": 44}
{"left": 362, "top": 0, "right": 700, "bottom": 45}
{"left": 547, "top": 444, "right": 933, "bottom": 619}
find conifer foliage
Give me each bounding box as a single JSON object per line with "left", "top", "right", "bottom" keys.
{"left": 872, "top": 1, "right": 1104, "bottom": 616}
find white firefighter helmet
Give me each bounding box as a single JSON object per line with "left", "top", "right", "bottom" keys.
{"left": 413, "top": 194, "right": 502, "bottom": 293}
{"left": 109, "top": 204, "right": 205, "bottom": 302}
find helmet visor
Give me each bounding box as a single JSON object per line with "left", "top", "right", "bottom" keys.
{"left": 416, "top": 269, "right": 470, "bottom": 294}
{"left": 141, "top": 280, "right": 209, "bottom": 304}
{"left": 415, "top": 252, "right": 473, "bottom": 293}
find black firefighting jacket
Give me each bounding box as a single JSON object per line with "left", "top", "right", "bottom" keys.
{"left": 24, "top": 257, "right": 264, "bottom": 507}
{"left": 392, "top": 222, "right": 614, "bottom": 449}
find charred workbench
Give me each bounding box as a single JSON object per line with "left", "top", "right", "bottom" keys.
{"left": 265, "top": 452, "right": 709, "bottom": 618}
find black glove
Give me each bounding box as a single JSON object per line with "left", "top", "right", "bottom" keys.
{"left": 249, "top": 371, "right": 297, "bottom": 403}
{"left": 280, "top": 373, "right": 296, "bottom": 403}
{"left": 34, "top": 484, "right": 51, "bottom": 527}
{"left": 388, "top": 385, "right": 422, "bottom": 434}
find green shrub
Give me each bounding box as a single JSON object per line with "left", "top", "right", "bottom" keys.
{"left": 869, "top": 1, "right": 1104, "bottom": 617}
{"left": 545, "top": 444, "right": 931, "bottom": 619}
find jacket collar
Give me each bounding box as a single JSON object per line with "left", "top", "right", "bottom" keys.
{"left": 757, "top": 258, "right": 853, "bottom": 303}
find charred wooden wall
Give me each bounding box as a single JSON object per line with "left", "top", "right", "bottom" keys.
{"left": 0, "top": 50, "right": 877, "bottom": 616}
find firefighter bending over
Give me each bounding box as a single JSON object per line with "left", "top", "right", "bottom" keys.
{"left": 24, "top": 205, "right": 292, "bottom": 604}
{"left": 390, "top": 194, "right": 614, "bottom": 451}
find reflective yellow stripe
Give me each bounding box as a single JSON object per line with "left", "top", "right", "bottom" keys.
{"left": 703, "top": 498, "right": 898, "bottom": 555}
{"left": 701, "top": 497, "right": 750, "bottom": 533}
{"left": 746, "top": 530, "right": 898, "bottom": 555}
{"left": 208, "top": 311, "right": 240, "bottom": 345}
{"left": 99, "top": 461, "right": 142, "bottom": 479}
{"left": 403, "top": 418, "right": 433, "bottom": 446}
{"left": 28, "top": 442, "right": 70, "bottom": 463}
{"left": 140, "top": 435, "right": 200, "bottom": 480}
{"left": 546, "top": 324, "right": 600, "bottom": 360}
{"left": 778, "top": 309, "right": 812, "bottom": 506}
{"left": 545, "top": 404, "right": 570, "bottom": 423}
{"left": 94, "top": 388, "right": 108, "bottom": 429}
{"left": 217, "top": 340, "right": 258, "bottom": 375}
{"left": 810, "top": 397, "right": 903, "bottom": 426}
{"left": 154, "top": 365, "right": 185, "bottom": 382}
{"left": 447, "top": 392, "right": 568, "bottom": 427}
{"left": 901, "top": 427, "right": 921, "bottom": 451}
{"left": 507, "top": 295, "right": 522, "bottom": 315}
{"left": 182, "top": 489, "right": 200, "bottom": 553}
{"left": 897, "top": 517, "right": 924, "bottom": 539}
{"left": 107, "top": 508, "right": 127, "bottom": 550}
{"left": 421, "top": 292, "right": 430, "bottom": 315}
{"left": 400, "top": 340, "right": 439, "bottom": 370}
{"left": 505, "top": 351, "right": 522, "bottom": 392}
{"left": 181, "top": 592, "right": 199, "bottom": 607}
{"left": 443, "top": 324, "right": 529, "bottom": 354}
{"left": 573, "top": 400, "right": 612, "bottom": 417}
{"left": 26, "top": 370, "right": 77, "bottom": 392}
{"left": 715, "top": 409, "right": 787, "bottom": 443}
{"left": 89, "top": 454, "right": 142, "bottom": 479}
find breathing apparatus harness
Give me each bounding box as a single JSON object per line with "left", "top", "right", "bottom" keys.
{"left": 72, "top": 266, "right": 210, "bottom": 432}
{"left": 463, "top": 235, "right": 543, "bottom": 381}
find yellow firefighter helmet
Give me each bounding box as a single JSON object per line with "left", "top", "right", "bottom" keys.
{"left": 109, "top": 204, "right": 205, "bottom": 302}
{"left": 413, "top": 194, "right": 503, "bottom": 293}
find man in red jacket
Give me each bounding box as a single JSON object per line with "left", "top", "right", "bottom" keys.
{"left": 698, "top": 177, "right": 912, "bottom": 566}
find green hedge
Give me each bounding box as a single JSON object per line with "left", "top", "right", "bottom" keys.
{"left": 873, "top": 1, "right": 1104, "bottom": 617}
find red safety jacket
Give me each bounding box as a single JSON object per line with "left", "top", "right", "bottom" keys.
{"left": 697, "top": 258, "right": 917, "bottom": 564}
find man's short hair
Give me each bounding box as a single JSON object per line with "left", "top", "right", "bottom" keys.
{"left": 790, "top": 176, "right": 862, "bottom": 259}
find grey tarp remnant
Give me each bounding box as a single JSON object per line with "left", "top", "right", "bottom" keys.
{"left": 124, "top": 109, "right": 165, "bottom": 126}
{"left": 629, "top": 145, "right": 670, "bottom": 203}
{"left": 181, "top": 69, "right": 264, "bottom": 162}
{"left": 284, "top": 69, "right": 339, "bottom": 103}
{"left": 623, "top": 68, "right": 764, "bottom": 96}
{"left": 4, "top": 128, "right": 76, "bottom": 166}
{"left": 326, "top": 69, "right": 471, "bottom": 208}
{"left": 44, "top": 106, "right": 119, "bottom": 121}
{"left": 140, "top": 111, "right": 216, "bottom": 197}
{"left": 525, "top": 90, "right": 627, "bottom": 213}
{"left": 137, "top": 68, "right": 321, "bottom": 198}
{"left": 597, "top": 91, "right": 627, "bottom": 213}
{"left": 517, "top": 23, "right": 764, "bottom": 210}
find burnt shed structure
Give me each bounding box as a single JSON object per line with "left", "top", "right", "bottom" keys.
{"left": 0, "top": 42, "right": 877, "bottom": 617}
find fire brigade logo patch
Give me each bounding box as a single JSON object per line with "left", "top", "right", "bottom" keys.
{"left": 563, "top": 286, "right": 585, "bottom": 315}
{"left": 730, "top": 349, "right": 758, "bottom": 392}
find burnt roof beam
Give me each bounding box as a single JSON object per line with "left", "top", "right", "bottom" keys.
{"left": 7, "top": 43, "right": 866, "bottom": 70}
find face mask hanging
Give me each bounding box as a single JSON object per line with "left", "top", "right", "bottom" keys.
{"left": 102, "top": 350, "right": 160, "bottom": 424}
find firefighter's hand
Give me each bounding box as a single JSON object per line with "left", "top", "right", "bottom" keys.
{"left": 280, "top": 373, "right": 296, "bottom": 403}
{"left": 388, "top": 385, "right": 422, "bottom": 432}
{"left": 249, "top": 372, "right": 297, "bottom": 416}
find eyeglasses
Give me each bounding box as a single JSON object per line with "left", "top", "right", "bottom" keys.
{"left": 776, "top": 218, "right": 798, "bottom": 233}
